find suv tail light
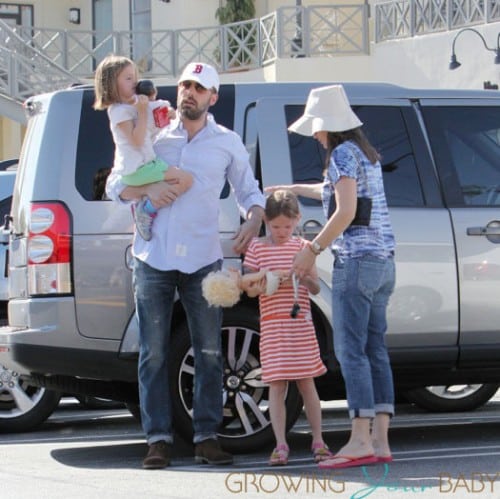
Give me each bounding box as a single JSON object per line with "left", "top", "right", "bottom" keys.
{"left": 28, "top": 202, "right": 72, "bottom": 295}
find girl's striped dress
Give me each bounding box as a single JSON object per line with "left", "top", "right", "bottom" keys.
{"left": 244, "top": 236, "right": 327, "bottom": 383}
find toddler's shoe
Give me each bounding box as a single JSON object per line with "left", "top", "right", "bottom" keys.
{"left": 133, "top": 199, "right": 155, "bottom": 241}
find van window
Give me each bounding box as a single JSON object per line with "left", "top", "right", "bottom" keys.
{"left": 285, "top": 106, "right": 424, "bottom": 208}
{"left": 0, "top": 196, "right": 12, "bottom": 225}
{"left": 422, "top": 106, "right": 500, "bottom": 207}
{"left": 75, "top": 91, "right": 115, "bottom": 201}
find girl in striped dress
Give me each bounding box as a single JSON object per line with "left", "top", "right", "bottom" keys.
{"left": 242, "top": 189, "right": 332, "bottom": 466}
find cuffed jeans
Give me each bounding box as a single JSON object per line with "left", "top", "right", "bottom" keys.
{"left": 133, "top": 258, "right": 223, "bottom": 445}
{"left": 332, "top": 254, "right": 396, "bottom": 419}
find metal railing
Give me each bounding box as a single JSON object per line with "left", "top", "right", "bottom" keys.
{"left": 0, "top": 19, "right": 79, "bottom": 103}
{"left": 375, "top": 0, "right": 500, "bottom": 42}
{"left": 2, "top": 5, "right": 367, "bottom": 84}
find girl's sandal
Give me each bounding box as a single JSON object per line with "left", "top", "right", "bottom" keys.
{"left": 312, "top": 442, "right": 333, "bottom": 463}
{"left": 269, "top": 444, "right": 289, "bottom": 466}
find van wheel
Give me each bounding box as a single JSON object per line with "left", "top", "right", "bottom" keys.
{"left": 405, "top": 383, "right": 499, "bottom": 412}
{"left": 169, "top": 305, "right": 303, "bottom": 453}
{"left": 0, "top": 366, "right": 61, "bottom": 432}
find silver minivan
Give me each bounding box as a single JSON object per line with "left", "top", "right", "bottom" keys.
{"left": 1, "top": 82, "right": 499, "bottom": 450}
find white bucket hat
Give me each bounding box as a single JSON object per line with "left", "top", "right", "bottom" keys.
{"left": 288, "top": 84, "right": 362, "bottom": 136}
{"left": 178, "top": 62, "right": 220, "bottom": 92}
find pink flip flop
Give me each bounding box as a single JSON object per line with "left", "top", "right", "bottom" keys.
{"left": 318, "top": 454, "right": 378, "bottom": 469}
{"left": 376, "top": 455, "right": 393, "bottom": 463}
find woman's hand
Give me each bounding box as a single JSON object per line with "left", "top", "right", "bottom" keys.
{"left": 265, "top": 183, "right": 323, "bottom": 200}
{"left": 292, "top": 247, "right": 316, "bottom": 279}
{"left": 264, "top": 185, "right": 292, "bottom": 195}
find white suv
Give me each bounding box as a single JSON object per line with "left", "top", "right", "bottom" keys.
{"left": 1, "top": 82, "right": 499, "bottom": 450}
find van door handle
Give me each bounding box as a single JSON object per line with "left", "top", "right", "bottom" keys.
{"left": 467, "top": 225, "right": 500, "bottom": 236}
{"left": 467, "top": 221, "right": 500, "bottom": 244}
{"left": 301, "top": 219, "right": 322, "bottom": 241}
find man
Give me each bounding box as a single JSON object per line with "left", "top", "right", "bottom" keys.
{"left": 106, "top": 62, "right": 265, "bottom": 469}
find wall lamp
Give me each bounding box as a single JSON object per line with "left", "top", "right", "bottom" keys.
{"left": 449, "top": 28, "right": 500, "bottom": 70}
{"left": 69, "top": 8, "right": 81, "bottom": 25}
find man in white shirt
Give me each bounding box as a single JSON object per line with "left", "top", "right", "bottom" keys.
{"left": 106, "top": 62, "right": 265, "bottom": 469}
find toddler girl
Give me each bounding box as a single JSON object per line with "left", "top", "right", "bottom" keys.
{"left": 94, "top": 54, "right": 192, "bottom": 240}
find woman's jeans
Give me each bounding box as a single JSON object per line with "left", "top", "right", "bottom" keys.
{"left": 133, "top": 258, "right": 223, "bottom": 445}
{"left": 332, "top": 255, "right": 396, "bottom": 419}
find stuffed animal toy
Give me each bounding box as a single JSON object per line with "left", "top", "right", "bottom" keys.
{"left": 202, "top": 268, "right": 282, "bottom": 307}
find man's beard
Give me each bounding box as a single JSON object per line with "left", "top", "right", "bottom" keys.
{"left": 179, "top": 100, "right": 208, "bottom": 121}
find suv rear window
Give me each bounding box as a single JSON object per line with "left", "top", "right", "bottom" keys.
{"left": 75, "top": 91, "right": 115, "bottom": 201}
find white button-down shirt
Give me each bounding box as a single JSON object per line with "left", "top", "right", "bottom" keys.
{"left": 106, "top": 114, "right": 265, "bottom": 273}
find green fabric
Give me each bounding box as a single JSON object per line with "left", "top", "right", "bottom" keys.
{"left": 121, "top": 158, "right": 168, "bottom": 186}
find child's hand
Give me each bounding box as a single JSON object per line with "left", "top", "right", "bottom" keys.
{"left": 135, "top": 94, "right": 149, "bottom": 112}
{"left": 274, "top": 269, "right": 292, "bottom": 282}
{"left": 167, "top": 107, "right": 177, "bottom": 120}
{"left": 245, "top": 278, "right": 266, "bottom": 297}
{"left": 240, "top": 269, "right": 266, "bottom": 297}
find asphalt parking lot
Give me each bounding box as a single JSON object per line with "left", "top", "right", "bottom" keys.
{"left": 1, "top": 391, "right": 499, "bottom": 499}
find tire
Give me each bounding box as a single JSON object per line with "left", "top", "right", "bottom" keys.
{"left": 169, "top": 305, "right": 304, "bottom": 453}
{"left": 0, "top": 365, "right": 62, "bottom": 432}
{"left": 405, "top": 383, "right": 499, "bottom": 412}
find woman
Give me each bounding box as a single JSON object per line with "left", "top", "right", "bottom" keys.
{"left": 266, "top": 84, "right": 396, "bottom": 469}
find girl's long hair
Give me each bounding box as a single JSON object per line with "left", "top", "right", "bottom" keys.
{"left": 93, "top": 54, "right": 136, "bottom": 110}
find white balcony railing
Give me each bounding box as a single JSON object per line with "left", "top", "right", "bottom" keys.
{"left": 375, "top": 0, "right": 500, "bottom": 42}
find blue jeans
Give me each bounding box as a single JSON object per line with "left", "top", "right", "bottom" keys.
{"left": 332, "top": 255, "right": 396, "bottom": 419}
{"left": 133, "top": 258, "right": 223, "bottom": 445}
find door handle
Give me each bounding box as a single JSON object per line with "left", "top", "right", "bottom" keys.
{"left": 301, "top": 219, "right": 322, "bottom": 241}
{"left": 467, "top": 221, "right": 500, "bottom": 244}
{"left": 467, "top": 226, "right": 500, "bottom": 236}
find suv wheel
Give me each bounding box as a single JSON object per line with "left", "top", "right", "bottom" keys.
{"left": 405, "top": 383, "right": 499, "bottom": 412}
{"left": 169, "top": 305, "right": 303, "bottom": 453}
{"left": 0, "top": 365, "right": 61, "bottom": 432}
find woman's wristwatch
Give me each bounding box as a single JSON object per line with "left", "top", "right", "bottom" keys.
{"left": 308, "top": 240, "right": 323, "bottom": 256}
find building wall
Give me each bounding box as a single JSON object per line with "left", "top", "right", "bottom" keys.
{"left": 0, "top": 119, "right": 23, "bottom": 160}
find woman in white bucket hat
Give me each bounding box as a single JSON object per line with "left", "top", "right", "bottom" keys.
{"left": 266, "top": 84, "right": 396, "bottom": 469}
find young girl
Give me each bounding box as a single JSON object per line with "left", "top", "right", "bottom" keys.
{"left": 241, "top": 189, "right": 332, "bottom": 466}
{"left": 93, "top": 54, "right": 193, "bottom": 241}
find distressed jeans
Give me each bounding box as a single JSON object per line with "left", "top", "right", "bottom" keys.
{"left": 332, "top": 254, "right": 396, "bottom": 419}
{"left": 133, "top": 258, "right": 223, "bottom": 445}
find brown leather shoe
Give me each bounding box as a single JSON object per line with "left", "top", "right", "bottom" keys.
{"left": 142, "top": 441, "right": 171, "bottom": 469}
{"left": 194, "top": 439, "right": 233, "bottom": 465}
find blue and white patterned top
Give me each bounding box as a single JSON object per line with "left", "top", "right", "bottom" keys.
{"left": 321, "top": 140, "right": 395, "bottom": 258}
